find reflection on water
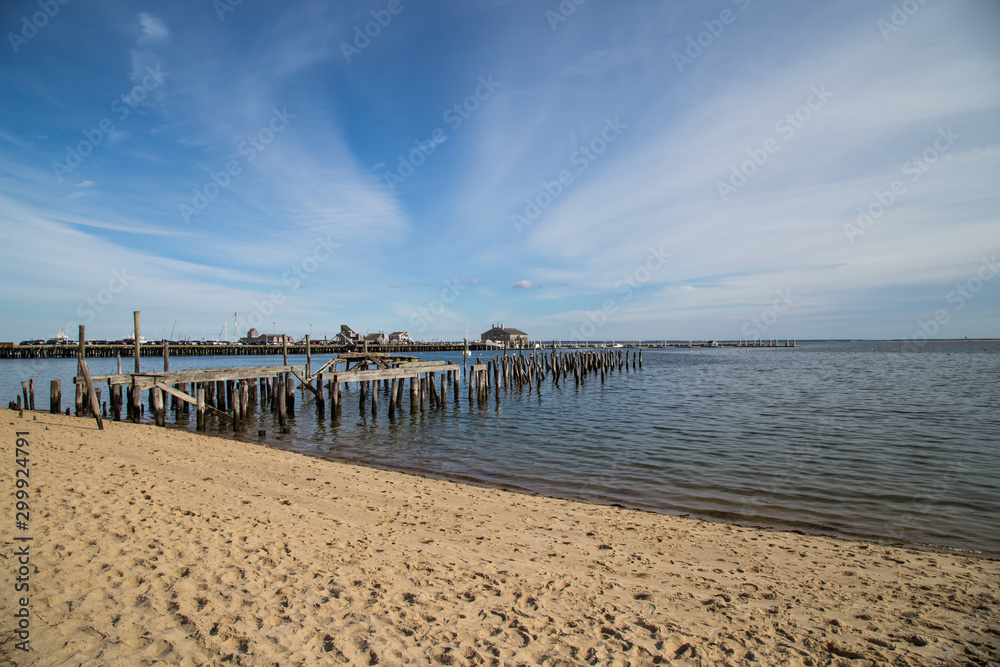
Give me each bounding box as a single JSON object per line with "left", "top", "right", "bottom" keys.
{"left": 3, "top": 341, "right": 998, "bottom": 554}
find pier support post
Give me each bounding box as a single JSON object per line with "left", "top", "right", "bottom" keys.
{"left": 151, "top": 386, "right": 165, "bottom": 427}
{"left": 277, "top": 375, "right": 287, "bottom": 428}
{"left": 196, "top": 384, "right": 205, "bottom": 430}
{"left": 388, "top": 378, "right": 397, "bottom": 419}
{"left": 331, "top": 374, "right": 340, "bottom": 420}
{"left": 133, "top": 311, "right": 141, "bottom": 373}
{"left": 50, "top": 379, "right": 61, "bottom": 414}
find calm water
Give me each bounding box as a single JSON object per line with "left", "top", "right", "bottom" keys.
{"left": 3, "top": 341, "right": 998, "bottom": 554}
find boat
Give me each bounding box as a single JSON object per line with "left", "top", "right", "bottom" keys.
{"left": 46, "top": 329, "right": 74, "bottom": 345}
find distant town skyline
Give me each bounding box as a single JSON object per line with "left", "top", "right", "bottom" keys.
{"left": 1, "top": 1, "right": 998, "bottom": 343}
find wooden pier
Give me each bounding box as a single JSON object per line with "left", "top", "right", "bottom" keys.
{"left": 7, "top": 319, "right": 647, "bottom": 434}
{"left": 52, "top": 345, "right": 644, "bottom": 431}
{"left": 0, "top": 339, "right": 796, "bottom": 360}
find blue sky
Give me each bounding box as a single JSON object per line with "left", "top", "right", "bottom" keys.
{"left": 1, "top": 0, "right": 998, "bottom": 342}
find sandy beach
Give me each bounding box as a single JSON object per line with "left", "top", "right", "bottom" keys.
{"left": 1, "top": 409, "right": 997, "bottom": 666}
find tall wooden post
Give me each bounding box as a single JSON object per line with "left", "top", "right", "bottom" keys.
{"left": 282, "top": 336, "right": 288, "bottom": 367}
{"left": 305, "top": 335, "right": 311, "bottom": 379}
{"left": 133, "top": 311, "right": 141, "bottom": 373}
{"left": 388, "top": 378, "right": 397, "bottom": 419}
{"left": 78, "top": 325, "right": 104, "bottom": 429}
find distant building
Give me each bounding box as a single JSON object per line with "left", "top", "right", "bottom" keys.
{"left": 389, "top": 331, "right": 414, "bottom": 345}
{"left": 335, "top": 325, "right": 363, "bottom": 347}
{"left": 364, "top": 332, "right": 388, "bottom": 346}
{"left": 242, "top": 328, "right": 288, "bottom": 345}
{"left": 481, "top": 323, "right": 529, "bottom": 348}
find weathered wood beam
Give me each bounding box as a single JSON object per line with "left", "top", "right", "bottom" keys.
{"left": 153, "top": 381, "right": 233, "bottom": 421}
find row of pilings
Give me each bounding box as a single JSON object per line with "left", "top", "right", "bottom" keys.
{"left": 7, "top": 348, "right": 644, "bottom": 432}
{"left": 468, "top": 348, "right": 642, "bottom": 401}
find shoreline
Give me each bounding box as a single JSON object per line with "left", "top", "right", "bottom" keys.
{"left": 157, "top": 415, "right": 998, "bottom": 560}
{"left": 2, "top": 408, "right": 998, "bottom": 665}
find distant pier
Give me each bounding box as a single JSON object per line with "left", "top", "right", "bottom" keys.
{"left": 0, "top": 339, "right": 797, "bottom": 360}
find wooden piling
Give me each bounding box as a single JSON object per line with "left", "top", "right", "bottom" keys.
{"left": 360, "top": 380, "right": 367, "bottom": 414}
{"left": 428, "top": 372, "right": 439, "bottom": 408}
{"left": 196, "top": 384, "right": 205, "bottom": 430}
{"left": 151, "top": 386, "right": 165, "bottom": 426}
{"left": 231, "top": 382, "right": 240, "bottom": 431}
{"left": 330, "top": 373, "right": 340, "bottom": 420}
{"left": 316, "top": 373, "right": 325, "bottom": 413}
{"left": 277, "top": 375, "right": 287, "bottom": 427}
{"left": 50, "top": 379, "right": 61, "bottom": 414}
{"left": 133, "top": 311, "right": 141, "bottom": 373}
{"left": 371, "top": 380, "right": 378, "bottom": 416}
{"left": 388, "top": 378, "right": 397, "bottom": 418}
